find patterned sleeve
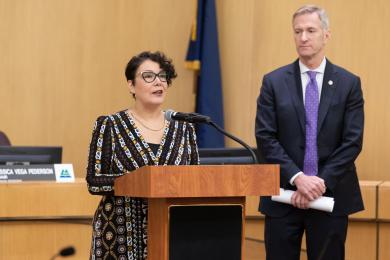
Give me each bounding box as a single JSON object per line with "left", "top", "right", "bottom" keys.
{"left": 86, "top": 116, "right": 115, "bottom": 195}
{"left": 188, "top": 123, "right": 200, "bottom": 165}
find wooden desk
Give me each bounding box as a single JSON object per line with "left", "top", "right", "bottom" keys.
{"left": 0, "top": 179, "right": 100, "bottom": 260}
{"left": 378, "top": 181, "right": 390, "bottom": 260}
{"left": 1, "top": 178, "right": 385, "bottom": 260}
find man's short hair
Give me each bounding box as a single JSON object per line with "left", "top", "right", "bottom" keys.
{"left": 293, "top": 5, "right": 329, "bottom": 30}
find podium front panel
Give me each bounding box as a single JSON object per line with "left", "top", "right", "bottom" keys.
{"left": 169, "top": 204, "right": 243, "bottom": 260}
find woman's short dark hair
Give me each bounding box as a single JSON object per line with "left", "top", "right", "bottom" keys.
{"left": 125, "top": 51, "right": 177, "bottom": 86}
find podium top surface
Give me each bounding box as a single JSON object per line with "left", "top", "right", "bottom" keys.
{"left": 114, "top": 165, "right": 279, "bottom": 198}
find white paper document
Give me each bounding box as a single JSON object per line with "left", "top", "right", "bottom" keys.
{"left": 271, "top": 188, "right": 334, "bottom": 212}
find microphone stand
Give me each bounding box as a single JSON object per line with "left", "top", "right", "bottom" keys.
{"left": 166, "top": 110, "right": 258, "bottom": 164}
{"left": 206, "top": 121, "right": 259, "bottom": 164}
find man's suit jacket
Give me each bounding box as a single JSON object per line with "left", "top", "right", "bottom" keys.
{"left": 255, "top": 59, "right": 364, "bottom": 217}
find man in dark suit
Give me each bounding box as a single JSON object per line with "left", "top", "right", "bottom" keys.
{"left": 255, "top": 5, "right": 364, "bottom": 260}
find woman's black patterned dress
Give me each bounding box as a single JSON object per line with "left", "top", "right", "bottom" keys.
{"left": 86, "top": 110, "right": 199, "bottom": 260}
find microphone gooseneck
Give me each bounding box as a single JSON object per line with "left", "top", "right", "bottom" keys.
{"left": 208, "top": 121, "right": 258, "bottom": 164}
{"left": 164, "top": 109, "right": 258, "bottom": 164}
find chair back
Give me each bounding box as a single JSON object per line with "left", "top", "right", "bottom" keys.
{"left": 0, "top": 131, "right": 11, "bottom": 146}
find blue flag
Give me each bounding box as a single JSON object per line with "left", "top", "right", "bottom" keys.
{"left": 185, "top": 0, "right": 225, "bottom": 148}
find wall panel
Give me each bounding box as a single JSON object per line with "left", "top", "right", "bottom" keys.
{"left": 217, "top": 0, "right": 390, "bottom": 181}
{"left": 0, "top": 0, "right": 197, "bottom": 176}
{"left": 1, "top": 0, "right": 389, "bottom": 181}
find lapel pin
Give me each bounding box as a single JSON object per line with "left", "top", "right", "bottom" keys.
{"left": 328, "top": 80, "right": 334, "bottom": 86}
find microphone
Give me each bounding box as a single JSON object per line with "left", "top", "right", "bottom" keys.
{"left": 50, "top": 246, "right": 76, "bottom": 260}
{"left": 165, "top": 109, "right": 211, "bottom": 123}
{"left": 165, "top": 109, "right": 258, "bottom": 164}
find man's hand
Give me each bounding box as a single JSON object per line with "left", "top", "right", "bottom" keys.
{"left": 294, "top": 174, "right": 326, "bottom": 201}
{"left": 291, "top": 191, "right": 310, "bottom": 209}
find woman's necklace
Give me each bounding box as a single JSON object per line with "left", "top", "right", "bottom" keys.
{"left": 130, "top": 111, "right": 165, "bottom": 132}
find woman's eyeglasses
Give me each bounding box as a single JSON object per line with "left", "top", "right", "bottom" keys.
{"left": 139, "top": 71, "right": 168, "bottom": 83}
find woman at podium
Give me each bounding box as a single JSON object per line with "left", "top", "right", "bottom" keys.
{"left": 86, "top": 51, "right": 199, "bottom": 259}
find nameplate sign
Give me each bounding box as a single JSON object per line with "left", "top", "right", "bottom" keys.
{"left": 0, "top": 164, "right": 75, "bottom": 182}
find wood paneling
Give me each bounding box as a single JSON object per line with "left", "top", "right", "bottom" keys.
{"left": 216, "top": 0, "right": 390, "bottom": 182}
{"left": 246, "top": 218, "right": 264, "bottom": 241}
{"left": 379, "top": 182, "right": 390, "bottom": 260}
{"left": 351, "top": 181, "right": 381, "bottom": 219}
{"left": 0, "top": 0, "right": 197, "bottom": 177}
{"left": 245, "top": 196, "right": 261, "bottom": 217}
{"left": 378, "top": 182, "right": 390, "bottom": 219}
{"left": 379, "top": 224, "right": 390, "bottom": 260}
{"left": 0, "top": 222, "right": 92, "bottom": 260}
{"left": 346, "top": 222, "right": 377, "bottom": 260}
{"left": 148, "top": 199, "right": 170, "bottom": 260}
{"left": 0, "top": 179, "right": 99, "bottom": 259}
{"left": 245, "top": 239, "right": 266, "bottom": 260}
{"left": 1, "top": 1, "right": 390, "bottom": 257}
{"left": 1, "top": 0, "right": 389, "bottom": 182}
{"left": 0, "top": 178, "right": 100, "bottom": 217}
{"left": 114, "top": 165, "right": 279, "bottom": 198}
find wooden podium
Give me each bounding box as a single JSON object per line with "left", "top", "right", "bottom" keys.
{"left": 114, "top": 165, "right": 279, "bottom": 260}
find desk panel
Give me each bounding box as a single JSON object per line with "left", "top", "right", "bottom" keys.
{"left": 0, "top": 179, "right": 100, "bottom": 259}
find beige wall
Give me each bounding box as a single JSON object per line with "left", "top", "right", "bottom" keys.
{"left": 0, "top": 0, "right": 197, "bottom": 176}
{"left": 217, "top": 0, "right": 390, "bottom": 181}
{"left": 0, "top": 0, "right": 389, "bottom": 181}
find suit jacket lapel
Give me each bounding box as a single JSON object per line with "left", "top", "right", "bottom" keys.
{"left": 318, "top": 59, "right": 338, "bottom": 133}
{"left": 286, "top": 60, "right": 306, "bottom": 134}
